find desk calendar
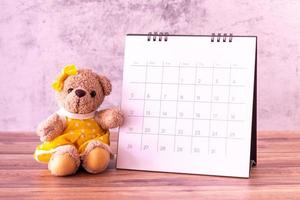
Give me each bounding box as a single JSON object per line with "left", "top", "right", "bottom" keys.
{"left": 117, "top": 33, "right": 257, "bottom": 178}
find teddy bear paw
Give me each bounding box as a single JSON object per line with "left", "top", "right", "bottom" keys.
{"left": 96, "top": 108, "right": 124, "bottom": 129}
{"left": 36, "top": 114, "right": 65, "bottom": 142}
{"left": 111, "top": 108, "right": 124, "bottom": 127}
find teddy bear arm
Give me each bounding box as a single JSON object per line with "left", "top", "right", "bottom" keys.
{"left": 95, "top": 108, "right": 124, "bottom": 130}
{"left": 36, "top": 113, "right": 66, "bottom": 142}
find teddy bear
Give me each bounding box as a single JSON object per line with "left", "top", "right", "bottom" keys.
{"left": 34, "top": 65, "right": 124, "bottom": 176}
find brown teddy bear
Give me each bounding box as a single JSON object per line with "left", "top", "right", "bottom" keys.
{"left": 34, "top": 65, "right": 124, "bottom": 176}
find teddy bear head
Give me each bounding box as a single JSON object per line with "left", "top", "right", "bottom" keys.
{"left": 54, "top": 68, "right": 111, "bottom": 114}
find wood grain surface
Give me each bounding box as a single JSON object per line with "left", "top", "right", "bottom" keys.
{"left": 0, "top": 131, "right": 299, "bottom": 200}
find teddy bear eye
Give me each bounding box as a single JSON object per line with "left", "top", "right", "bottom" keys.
{"left": 67, "top": 88, "right": 73, "bottom": 93}
{"left": 90, "top": 90, "right": 96, "bottom": 97}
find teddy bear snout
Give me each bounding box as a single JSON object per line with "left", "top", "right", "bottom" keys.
{"left": 75, "top": 89, "right": 86, "bottom": 98}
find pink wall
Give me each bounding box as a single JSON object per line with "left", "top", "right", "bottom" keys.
{"left": 0, "top": 0, "right": 300, "bottom": 132}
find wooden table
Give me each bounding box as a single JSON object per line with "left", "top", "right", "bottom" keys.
{"left": 0, "top": 131, "right": 299, "bottom": 200}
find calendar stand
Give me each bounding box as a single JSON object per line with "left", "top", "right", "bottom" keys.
{"left": 117, "top": 33, "right": 258, "bottom": 178}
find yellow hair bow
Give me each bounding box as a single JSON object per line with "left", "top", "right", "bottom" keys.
{"left": 52, "top": 65, "right": 78, "bottom": 92}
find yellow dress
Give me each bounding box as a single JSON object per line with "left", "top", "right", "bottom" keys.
{"left": 34, "top": 112, "right": 110, "bottom": 163}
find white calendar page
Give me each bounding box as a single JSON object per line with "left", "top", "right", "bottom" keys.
{"left": 117, "top": 35, "right": 256, "bottom": 178}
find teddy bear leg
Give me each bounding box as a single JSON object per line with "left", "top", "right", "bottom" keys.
{"left": 82, "top": 141, "right": 111, "bottom": 174}
{"left": 48, "top": 145, "right": 80, "bottom": 176}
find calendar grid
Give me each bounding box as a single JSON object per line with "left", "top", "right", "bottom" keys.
{"left": 126, "top": 61, "right": 249, "bottom": 154}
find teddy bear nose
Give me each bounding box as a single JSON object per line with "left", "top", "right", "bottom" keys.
{"left": 75, "top": 89, "right": 86, "bottom": 98}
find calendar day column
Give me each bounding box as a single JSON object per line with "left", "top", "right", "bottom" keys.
{"left": 192, "top": 62, "right": 212, "bottom": 155}
{"left": 119, "top": 61, "right": 147, "bottom": 153}
{"left": 157, "top": 61, "right": 179, "bottom": 153}
{"left": 226, "top": 64, "right": 250, "bottom": 157}
{"left": 174, "top": 62, "right": 196, "bottom": 154}
{"left": 141, "top": 61, "right": 164, "bottom": 152}
{"left": 208, "top": 63, "right": 231, "bottom": 157}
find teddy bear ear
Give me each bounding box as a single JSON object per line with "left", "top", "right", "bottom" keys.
{"left": 97, "top": 75, "right": 112, "bottom": 96}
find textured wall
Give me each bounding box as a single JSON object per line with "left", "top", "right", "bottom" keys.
{"left": 0, "top": 0, "right": 300, "bottom": 132}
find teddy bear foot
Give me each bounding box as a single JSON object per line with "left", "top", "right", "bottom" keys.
{"left": 48, "top": 153, "right": 79, "bottom": 176}
{"left": 82, "top": 147, "right": 110, "bottom": 174}
{"left": 48, "top": 145, "right": 80, "bottom": 176}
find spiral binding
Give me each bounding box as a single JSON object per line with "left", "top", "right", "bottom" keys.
{"left": 147, "top": 32, "right": 168, "bottom": 42}
{"left": 147, "top": 32, "right": 233, "bottom": 42}
{"left": 211, "top": 33, "right": 233, "bottom": 42}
